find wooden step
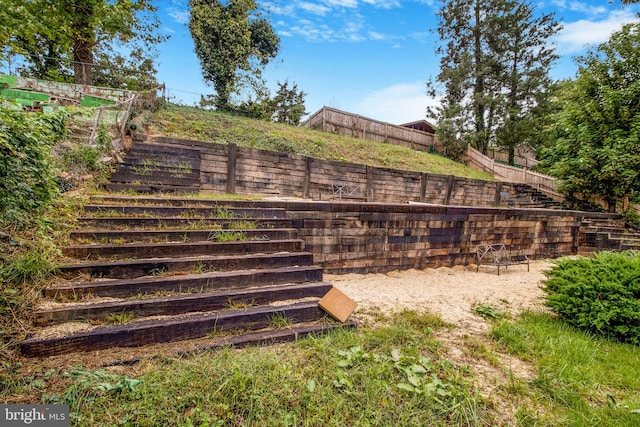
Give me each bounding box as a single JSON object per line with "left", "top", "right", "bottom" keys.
{"left": 22, "top": 301, "right": 325, "bottom": 356}
{"left": 44, "top": 265, "right": 324, "bottom": 298}
{"left": 75, "top": 216, "right": 293, "bottom": 229}
{"left": 109, "top": 168, "right": 199, "bottom": 186}
{"left": 108, "top": 321, "right": 357, "bottom": 366}
{"left": 62, "top": 238, "right": 305, "bottom": 260}
{"left": 102, "top": 182, "right": 200, "bottom": 194}
{"left": 82, "top": 204, "right": 287, "bottom": 219}
{"left": 57, "top": 252, "right": 314, "bottom": 280}
{"left": 179, "top": 321, "right": 356, "bottom": 356}
{"left": 35, "top": 282, "right": 333, "bottom": 326}
{"left": 69, "top": 228, "right": 296, "bottom": 243}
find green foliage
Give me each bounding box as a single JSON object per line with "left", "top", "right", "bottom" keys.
{"left": 39, "top": 314, "right": 491, "bottom": 426}
{"left": 490, "top": 311, "right": 640, "bottom": 425}
{"left": 542, "top": 251, "right": 640, "bottom": 345}
{"left": 3, "top": 0, "right": 165, "bottom": 86}
{"left": 542, "top": 23, "right": 640, "bottom": 208}
{"left": 623, "top": 208, "right": 640, "bottom": 230}
{"left": 474, "top": 304, "right": 504, "bottom": 320}
{"left": 428, "top": 0, "right": 560, "bottom": 158}
{"left": 189, "top": 0, "right": 279, "bottom": 110}
{"left": 44, "top": 366, "right": 142, "bottom": 423}
{"left": 270, "top": 80, "right": 307, "bottom": 125}
{"left": 0, "top": 228, "right": 59, "bottom": 361}
{"left": 207, "top": 230, "right": 247, "bottom": 242}
{"left": 0, "top": 101, "right": 68, "bottom": 228}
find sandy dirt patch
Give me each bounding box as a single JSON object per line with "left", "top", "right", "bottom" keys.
{"left": 327, "top": 260, "right": 553, "bottom": 333}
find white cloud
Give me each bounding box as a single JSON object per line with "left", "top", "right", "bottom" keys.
{"left": 556, "top": 10, "right": 640, "bottom": 54}
{"left": 299, "top": 2, "right": 331, "bottom": 15}
{"left": 169, "top": 9, "right": 190, "bottom": 25}
{"left": 324, "top": 0, "right": 358, "bottom": 8}
{"left": 351, "top": 82, "right": 441, "bottom": 124}
{"left": 362, "top": 0, "right": 401, "bottom": 9}
{"left": 551, "top": 0, "right": 608, "bottom": 16}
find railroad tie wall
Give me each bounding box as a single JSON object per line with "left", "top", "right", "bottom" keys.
{"left": 138, "top": 135, "right": 519, "bottom": 207}
{"left": 283, "top": 203, "right": 584, "bottom": 274}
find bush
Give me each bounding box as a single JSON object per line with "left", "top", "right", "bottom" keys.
{"left": 542, "top": 251, "right": 640, "bottom": 345}
{"left": 0, "top": 101, "right": 69, "bottom": 228}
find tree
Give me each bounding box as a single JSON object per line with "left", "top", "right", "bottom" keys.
{"left": 428, "top": 0, "right": 560, "bottom": 160}
{"left": 270, "top": 80, "right": 307, "bottom": 125}
{"left": 1, "top": 0, "right": 165, "bottom": 86}
{"left": 493, "top": 1, "right": 560, "bottom": 164}
{"left": 189, "top": 0, "right": 279, "bottom": 111}
{"left": 543, "top": 23, "right": 640, "bottom": 211}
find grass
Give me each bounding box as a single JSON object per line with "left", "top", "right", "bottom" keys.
{"left": 149, "top": 104, "right": 494, "bottom": 181}
{"left": 490, "top": 311, "right": 640, "bottom": 426}
{"left": 3, "top": 307, "right": 640, "bottom": 425}
{"left": 207, "top": 230, "right": 247, "bottom": 242}
{"left": 16, "top": 310, "right": 493, "bottom": 426}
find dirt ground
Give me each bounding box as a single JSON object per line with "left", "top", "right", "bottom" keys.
{"left": 327, "top": 259, "right": 555, "bottom": 424}
{"left": 327, "top": 259, "right": 553, "bottom": 334}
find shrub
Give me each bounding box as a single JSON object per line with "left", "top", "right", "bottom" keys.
{"left": 0, "top": 101, "right": 69, "bottom": 228}
{"left": 542, "top": 251, "right": 640, "bottom": 345}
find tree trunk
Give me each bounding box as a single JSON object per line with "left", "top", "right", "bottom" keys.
{"left": 71, "top": 0, "right": 96, "bottom": 85}
{"left": 73, "top": 40, "right": 94, "bottom": 85}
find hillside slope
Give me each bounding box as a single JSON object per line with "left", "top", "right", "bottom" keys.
{"left": 146, "top": 104, "right": 494, "bottom": 181}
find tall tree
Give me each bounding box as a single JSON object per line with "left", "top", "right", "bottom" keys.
{"left": 543, "top": 23, "right": 640, "bottom": 211}
{"left": 493, "top": 1, "right": 560, "bottom": 164}
{"left": 189, "top": 0, "right": 279, "bottom": 111}
{"left": 1, "top": 0, "right": 165, "bottom": 86}
{"left": 428, "top": 0, "right": 560, "bottom": 160}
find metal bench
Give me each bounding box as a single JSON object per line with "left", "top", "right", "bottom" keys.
{"left": 332, "top": 183, "right": 366, "bottom": 200}
{"left": 475, "top": 244, "right": 530, "bottom": 275}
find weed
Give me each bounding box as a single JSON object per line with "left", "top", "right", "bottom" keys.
{"left": 180, "top": 209, "right": 201, "bottom": 219}
{"left": 212, "top": 208, "right": 235, "bottom": 219}
{"left": 268, "top": 312, "right": 292, "bottom": 328}
{"left": 168, "top": 162, "right": 193, "bottom": 178}
{"left": 474, "top": 304, "right": 504, "bottom": 320}
{"left": 226, "top": 298, "right": 255, "bottom": 310}
{"left": 105, "top": 312, "right": 135, "bottom": 325}
{"left": 130, "top": 164, "right": 152, "bottom": 176}
{"left": 230, "top": 220, "right": 258, "bottom": 230}
{"left": 207, "top": 231, "right": 247, "bottom": 242}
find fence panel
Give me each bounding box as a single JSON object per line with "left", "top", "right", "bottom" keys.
{"left": 302, "top": 107, "right": 437, "bottom": 152}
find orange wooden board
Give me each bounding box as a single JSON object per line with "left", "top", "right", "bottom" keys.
{"left": 319, "top": 287, "right": 357, "bottom": 323}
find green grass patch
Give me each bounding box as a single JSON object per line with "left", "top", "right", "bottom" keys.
{"left": 5, "top": 310, "right": 494, "bottom": 426}
{"left": 490, "top": 311, "right": 640, "bottom": 426}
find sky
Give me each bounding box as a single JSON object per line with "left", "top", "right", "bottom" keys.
{"left": 156, "top": 0, "right": 640, "bottom": 125}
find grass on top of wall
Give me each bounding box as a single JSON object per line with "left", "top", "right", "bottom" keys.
{"left": 148, "top": 104, "right": 494, "bottom": 181}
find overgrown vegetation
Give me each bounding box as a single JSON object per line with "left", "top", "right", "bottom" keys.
{"left": 490, "top": 311, "right": 640, "bottom": 425}
{"left": 0, "top": 101, "right": 116, "bottom": 363}
{"left": 0, "top": 101, "right": 68, "bottom": 228}
{"left": 8, "top": 311, "right": 493, "bottom": 426}
{"left": 149, "top": 103, "right": 494, "bottom": 180}
{"left": 542, "top": 251, "right": 640, "bottom": 345}
{"left": 4, "top": 307, "right": 640, "bottom": 425}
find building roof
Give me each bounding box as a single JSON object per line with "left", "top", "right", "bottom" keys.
{"left": 399, "top": 119, "right": 436, "bottom": 134}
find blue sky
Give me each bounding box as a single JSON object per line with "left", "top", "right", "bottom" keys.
{"left": 156, "top": 0, "right": 640, "bottom": 124}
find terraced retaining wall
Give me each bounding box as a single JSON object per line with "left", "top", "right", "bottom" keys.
{"left": 268, "top": 200, "right": 617, "bottom": 274}
{"left": 133, "top": 135, "right": 533, "bottom": 207}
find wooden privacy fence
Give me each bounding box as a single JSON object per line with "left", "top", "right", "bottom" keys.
{"left": 486, "top": 149, "right": 539, "bottom": 168}
{"left": 302, "top": 106, "right": 440, "bottom": 152}
{"left": 465, "top": 145, "right": 558, "bottom": 196}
